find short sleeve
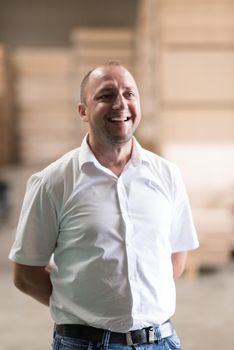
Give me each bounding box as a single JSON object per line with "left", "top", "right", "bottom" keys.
{"left": 9, "top": 174, "right": 59, "bottom": 266}
{"left": 170, "top": 166, "right": 199, "bottom": 252}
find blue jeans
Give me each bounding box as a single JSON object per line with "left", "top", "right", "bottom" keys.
{"left": 52, "top": 328, "right": 181, "bottom": 350}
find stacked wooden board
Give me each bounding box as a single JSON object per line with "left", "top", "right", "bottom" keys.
{"left": 185, "top": 208, "right": 233, "bottom": 277}
{"left": 0, "top": 45, "right": 13, "bottom": 165}
{"left": 70, "top": 27, "right": 134, "bottom": 76}
{"left": 12, "top": 48, "right": 77, "bottom": 164}
{"left": 158, "top": 0, "right": 234, "bottom": 275}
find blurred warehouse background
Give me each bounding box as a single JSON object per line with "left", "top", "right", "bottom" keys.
{"left": 0, "top": 0, "right": 234, "bottom": 349}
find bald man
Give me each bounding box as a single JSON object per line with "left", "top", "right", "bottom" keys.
{"left": 9, "top": 62, "right": 199, "bottom": 350}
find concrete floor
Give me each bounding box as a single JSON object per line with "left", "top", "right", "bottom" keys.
{"left": 1, "top": 165, "right": 234, "bottom": 350}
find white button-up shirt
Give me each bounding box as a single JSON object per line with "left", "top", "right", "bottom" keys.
{"left": 9, "top": 136, "right": 199, "bottom": 332}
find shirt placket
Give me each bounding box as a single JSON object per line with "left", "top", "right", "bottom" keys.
{"left": 116, "top": 176, "right": 141, "bottom": 326}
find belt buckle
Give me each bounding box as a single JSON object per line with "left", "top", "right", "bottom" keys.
{"left": 126, "top": 331, "right": 134, "bottom": 345}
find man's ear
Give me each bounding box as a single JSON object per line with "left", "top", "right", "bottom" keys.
{"left": 78, "top": 103, "right": 88, "bottom": 122}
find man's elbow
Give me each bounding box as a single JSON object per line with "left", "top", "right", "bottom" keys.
{"left": 173, "top": 265, "right": 185, "bottom": 279}
{"left": 13, "top": 270, "right": 29, "bottom": 293}
{"left": 171, "top": 252, "right": 188, "bottom": 279}
{"left": 12, "top": 262, "right": 33, "bottom": 294}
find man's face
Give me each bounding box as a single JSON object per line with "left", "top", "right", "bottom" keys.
{"left": 79, "top": 65, "right": 141, "bottom": 148}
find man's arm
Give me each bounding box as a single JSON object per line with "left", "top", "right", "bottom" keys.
{"left": 171, "top": 251, "right": 188, "bottom": 279}
{"left": 12, "top": 262, "right": 52, "bottom": 306}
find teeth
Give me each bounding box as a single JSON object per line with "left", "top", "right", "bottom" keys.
{"left": 111, "top": 118, "right": 124, "bottom": 121}
{"left": 109, "top": 117, "right": 130, "bottom": 122}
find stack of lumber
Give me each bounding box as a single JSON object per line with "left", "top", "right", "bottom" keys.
{"left": 12, "top": 48, "right": 77, "bottom": 164}
{"left": 70, "top": 27, "right": 134, "bottom": 76}
{"left": 153, "top": 0, "right": 234, "bottom": 276}
{"left": 0, "top": 45, "right": 13, "bottom": 165}
{"left": 185, "top": 208, "right": 233, "bottom": 277}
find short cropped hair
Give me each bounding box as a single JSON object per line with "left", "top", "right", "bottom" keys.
{"left": 80, "top": 61, "right": 122, "bottom": 104}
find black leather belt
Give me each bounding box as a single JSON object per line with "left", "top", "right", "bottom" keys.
{"left": 55, "top": 322, "right": 173, "bottom": 345}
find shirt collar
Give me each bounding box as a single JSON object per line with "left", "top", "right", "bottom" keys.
{"left": 79, "top": 134, "right": 150, "bottom": 171}
{"left": 131, "top": 137, "right": 150, "bottom": 167}
{"left": 79, "top": 134, "right": 98, "bottom": 171}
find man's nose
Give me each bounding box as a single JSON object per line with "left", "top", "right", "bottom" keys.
{"left": 112, "top": 94, "right": 126, "bottom": 110}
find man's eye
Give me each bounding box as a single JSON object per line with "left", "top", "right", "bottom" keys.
{"left": 98, "top": 93, "right": 114, "bottom": 100}
{"left": 126, "top": 91, "right": 135, "bottom": 98}
{"left": 126, "top": 90, "right": 136, "bottom": 97}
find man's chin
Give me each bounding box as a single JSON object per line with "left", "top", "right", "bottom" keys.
{"left": 107, "top": 134, "right": 133, "bottom": 146}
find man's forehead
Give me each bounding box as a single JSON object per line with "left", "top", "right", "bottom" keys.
{"left": 91, "top": 65, "right": 134, "bottom": 80}
{"left": 89, "top": 65, "right": 137, "bottom": 89}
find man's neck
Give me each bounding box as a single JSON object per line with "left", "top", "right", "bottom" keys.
{"left": 87, "top": 137, "right": 133, "bottom": 176}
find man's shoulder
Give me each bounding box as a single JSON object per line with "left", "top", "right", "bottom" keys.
{"left": 28, "top": 147, "right": 81, "bottom": 192}
{"left": 141, "top": 148, "right": 183, "bottom": 195}
{"left": 141, "top": 147, "right": 179, "bottom": 174}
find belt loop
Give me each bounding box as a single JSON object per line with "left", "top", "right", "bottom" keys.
{"left": 155, "top": 326, "right": 162, "bottom": 342}
{"left": 101, "top": 330, "right": 111, "bottom": 350}
{"left": 148, "top": 327, "right": 155, "bottom": 343}
{"left": 126, "top": 332, "right": 133, "bottom": 346}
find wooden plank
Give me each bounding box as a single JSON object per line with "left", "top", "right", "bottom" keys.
{"left": 185, "top": 208, "right": 233, "bottom": 276}
{"left": 161, "top": 109, "right": 234, "bottom": 143}
{"left": 72, "top": 48, "right": 132, "bottom": 60}
{"left": 162, "top": 2, "right": 234, "bottom": 45}
{"left": 0, "top": 45, "right": 13, "bottom": 164}
{"left": 161, "top": 50, "right": 234, "bottom": 102}
{"left": 12, "top": 48, "right": 71, "bottom": 76}
{"left": 71, "top": 28, "right": 134, "bottom": 44}
{"left": 16, "top": 78, "right": 71, "bottom": 103}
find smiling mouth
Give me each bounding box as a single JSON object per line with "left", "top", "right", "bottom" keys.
{"left": 108, "top": 116, "right": 132, "bottom": 122}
